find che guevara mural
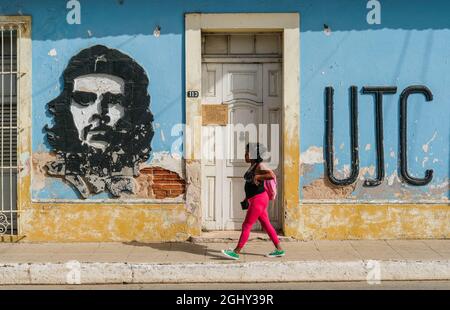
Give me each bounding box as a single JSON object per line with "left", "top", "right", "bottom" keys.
{"left": 41, "top": 45, "right": 185, "bottom": 199}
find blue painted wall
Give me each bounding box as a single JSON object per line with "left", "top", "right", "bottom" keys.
{"left": 0, "top": 0, "right": 448, "bottom": 201}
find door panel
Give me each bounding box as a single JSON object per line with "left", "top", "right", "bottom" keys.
{"left": 201, "top": 126, "right": 223, "bottom": 230}
{"left": 226, "top": 102, "right": 262, "bottom": 167}
{"left": 229, "top": 35, "right": 255, "bottom": 54}
{"left": 223, "top": 64, "right": 262, "bottom": 103}
{"left": 205, "top": 176, "right": 216, "bottom": 222}
{"left": 202, "top": 63, "right": 222, "bottom": 104}
{"left": 224, "top": 177, "right": 246, "bottom": 230}
{"left": 262, "top": 63, "right": 282, "bottom": 229}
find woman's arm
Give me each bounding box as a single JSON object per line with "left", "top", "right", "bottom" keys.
{"left": 254, "top": 163, "right": 275, "bottom": 184}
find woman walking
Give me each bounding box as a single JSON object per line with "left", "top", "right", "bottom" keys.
{"left": 222, "top": 143, "right": 285, "bottom": 260}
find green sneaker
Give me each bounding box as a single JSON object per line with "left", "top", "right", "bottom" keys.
{"left": 267, "top": 249, "right": 285, "bottom": 258}
{"left": 222, "top": 249, "right": 240, "bottom": 260}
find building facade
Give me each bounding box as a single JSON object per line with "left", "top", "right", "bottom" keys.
{"left": 0, "top": 0, "right": 448, "bottom": 242}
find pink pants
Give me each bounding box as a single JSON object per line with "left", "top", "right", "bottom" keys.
{"left": 237, "top": 191, "right": 280, "bottom": 249}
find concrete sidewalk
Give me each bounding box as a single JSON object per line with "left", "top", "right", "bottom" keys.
{"left": 0, "top": 239, "right": 449, "bottom": 285}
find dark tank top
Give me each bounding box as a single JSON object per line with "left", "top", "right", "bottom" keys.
{"left": 244, "top": 163, "right": 265, "bottom": 199}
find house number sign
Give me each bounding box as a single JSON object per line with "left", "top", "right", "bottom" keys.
{"left": 187, "top": 90, "right": 200, "bottom": 98}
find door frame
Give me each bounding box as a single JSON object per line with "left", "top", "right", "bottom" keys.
{"left": 185, "top": 13, "right": 300, "bottom": 236}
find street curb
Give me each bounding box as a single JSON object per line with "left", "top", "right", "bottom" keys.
{"left": 0, "top": 260, "right": 449, "bottom": 285}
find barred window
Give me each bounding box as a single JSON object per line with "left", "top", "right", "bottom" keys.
{"left": 0, "top": 24, "right": 18, "bottom": 237}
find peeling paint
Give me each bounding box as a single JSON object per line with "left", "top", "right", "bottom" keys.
{"left": 387, "top": 171, "right": 399, "bottom": 186}
{"left": 296, "top": 204, "right": 450, "bottom": 240}
{"left": 300, "top": 163, "right": 314, "bottom": 177}
{"left": 135, "top": 166, "right": 185, "bottom": 199}
{"left": 148, "top": 151, "right": 183, "bottom": 177}
{"left": 19, "top": 152, "right": 31, "bottom": 178}
{"left": 343, "top": 164, "right": 350, "bottom": 177}
{"left": 429, "top": 180, "right": 450, "bottom": 197}
{"left": 32, "top": 151, "right": 185, "bottom": 200}
{"left": 355, "top": 166, "right": 376, "bottom": 180}
{"left": 32, "top": 152, "right": 56, "bottom": 191}
{"left": 48, "top": 48, "right": 57, "bottom": 57}
{"left": 303, "top": 166, "right": 448, "bottom": 202}
{"left": 185, "top": 159, "right": 201, "bottom": 216}
{"left": 160, "top": 129, "right": 166, "bottom": 142}
{"left": 132, "top": 169, "right": 155, "bottom": 199}
{"left": 20, "top": 203, "right": 194, "bottom": 242}
{"left": 300, "top": 146, "right": 323, "bottom": 165}
{"left": 303, "top": 178, "right": 356, "bottom": 200}
{"left": 422, "top": 131, "right": 438, "bottom": 153}
{"left": 299, "top": 145, "right": 321, "bottom": 178}
{"left": 323, "top": 24, "right": 332, "bottom": 36}
{"left": 353, "top": 171, "right": 449, "bottom": 202}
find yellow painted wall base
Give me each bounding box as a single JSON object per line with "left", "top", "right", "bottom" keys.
{"left": 14, "top": 202, "right": 449, "bottom": 243}
{"left": 285, "top": 203, "right": 450, "bottom": 240}
{"left": 20, "top": 203, "right": 200, "bottom": 242}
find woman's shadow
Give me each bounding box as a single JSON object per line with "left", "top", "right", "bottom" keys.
{"left": 123, "top": 241, "right": 265, "bottom": 261}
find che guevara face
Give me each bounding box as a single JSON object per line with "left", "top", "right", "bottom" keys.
{"left": 69, "top": 73, "right": 125, "bottom": 151}
{"left": 45, "top": 45, "right": 156, "bottom": 198}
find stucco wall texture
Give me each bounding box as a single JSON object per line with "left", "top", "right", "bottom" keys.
{"left": 0, "top": 0, "right": 448, "bottom": 241}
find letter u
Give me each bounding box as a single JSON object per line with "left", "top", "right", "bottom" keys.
{"left": 325, "top": 86, "right": 360, "bottom": 186}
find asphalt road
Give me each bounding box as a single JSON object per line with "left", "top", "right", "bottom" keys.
{"left": 1, "top": 281, "right": 449, "bottom": 290}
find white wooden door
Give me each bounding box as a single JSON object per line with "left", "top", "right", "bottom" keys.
{"left": 201, "top": 62, "right": 282, "bottom": 231}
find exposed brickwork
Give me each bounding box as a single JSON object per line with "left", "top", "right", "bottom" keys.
{"left": 140, "top": 167, "right": 186, "bottom": 199}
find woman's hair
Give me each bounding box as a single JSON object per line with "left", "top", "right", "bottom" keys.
{"left": 246, "top": 142, "right": 266, "bottom": 163}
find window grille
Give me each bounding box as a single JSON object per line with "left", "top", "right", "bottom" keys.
{"left": 0, "top": 24, "right": 19, "bottom": 236}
